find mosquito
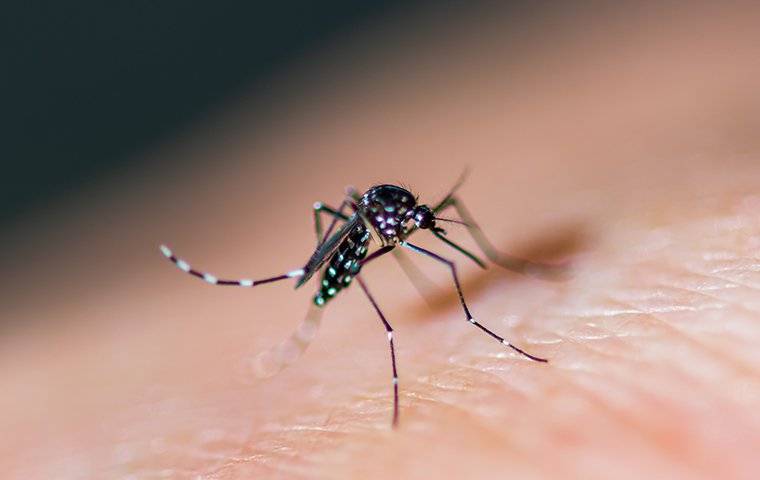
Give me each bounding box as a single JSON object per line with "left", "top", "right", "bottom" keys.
{"left": 160, "top": 174, "right": 561, "bottom": 427}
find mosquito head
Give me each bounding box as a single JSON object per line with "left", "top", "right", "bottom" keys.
{"left": 411, "top": 205, "right": 436, "bottom": 230}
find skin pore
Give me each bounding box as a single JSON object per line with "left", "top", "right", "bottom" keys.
{"left": 2, "top": 2, "right": 760, "bottom": 479}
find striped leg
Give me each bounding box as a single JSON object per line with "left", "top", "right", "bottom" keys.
{"left": 159, "top": 244, "right": 304, "bottom": 286}
{"left": 356, "top": 275, "right": 399, "bottom": 428}
{"left": 401, "top": 241, "right": 548, "bottom": 363}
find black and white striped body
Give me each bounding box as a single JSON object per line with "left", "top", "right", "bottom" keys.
{"left": 313, "top": 222, "right": 370, "bottom": 306}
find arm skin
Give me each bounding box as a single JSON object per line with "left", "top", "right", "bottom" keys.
{"left": 2, "top": 2, "right": 760, "bottom": 479}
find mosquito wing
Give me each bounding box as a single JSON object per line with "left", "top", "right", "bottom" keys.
{"left": 296, "top": 214, "right": 361, "bottom": 288}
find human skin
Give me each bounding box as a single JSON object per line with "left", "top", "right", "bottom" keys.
{"left": 2, "top": 2, "right": 760, "bottom": 479}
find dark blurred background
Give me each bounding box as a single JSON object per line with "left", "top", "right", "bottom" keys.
{"left": 2, "top": 1, "right": 425, "bottom": 227}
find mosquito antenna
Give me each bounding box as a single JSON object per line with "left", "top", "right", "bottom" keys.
{"left": 434, "top": 217, "right": 470, "bottom": 227}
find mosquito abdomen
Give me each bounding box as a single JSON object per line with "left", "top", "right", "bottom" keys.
{"left": 314, "top": 223, "right": 370, "bottom": 306}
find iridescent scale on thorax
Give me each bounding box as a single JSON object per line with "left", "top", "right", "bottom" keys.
{"left": 359, "top": 185, "right": 417, "bottom": 244}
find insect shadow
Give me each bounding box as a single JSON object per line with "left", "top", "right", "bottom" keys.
{"left": 159, "top": 173, "right": 578, "bottom": 428}
{"left": 404, "top": 221, "right": 587, "bottom": 318}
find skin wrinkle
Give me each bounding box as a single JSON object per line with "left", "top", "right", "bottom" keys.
{"left": 551, "top": 338, "right": 756, "bottom": 479}
{"left": 234, "top": 421, "right": 355, "bottom": 478}
{"left": 611, "top": 295, "right": 752, "bottom": 370}
{"left": 613, "top": 291, "right": 760, "bottom": 393}
{"left": 564, "top": 325, "right": 751, "bottom": 433}
{"left": 651, "top": 280, "right": 758, "bottom": 340}
{"left": 616, "top": 286, "right": 759, "bottom": 375}
{"left": 541, "top": 374, "right": 705, "bottom": 478}
{"left": 227, "top": 359, "right": 538, "bottom": 477}
{"left": 382, "top": 385, "right": 545, "bottom": 474}
{"left": 430, "top": 359, "right": 696, "bottom": 479}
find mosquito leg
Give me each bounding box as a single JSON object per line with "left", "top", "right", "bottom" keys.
{"left": 315, "top": 186, "right": 363, "bottom": 245}
{"left": 314, "top": 199, "right": 352, "bottom": 246}
{"left": 360, "top": 245, "right": 395, "bottom": 266}
{"left": 313, "top": 201, "right": 350, "bottom": 245}
{"left": 349, "top": 223, "right": 449, "bottom": 309}
{"left": 401, "top": 241, "right": 548, "bottom": 363}
{"left": 434, "top": 196, "right": 569, "bottom": 280}
{"left": 159, "top": 245, "right": 304, "bottom": 287}
{"left": 251, "top": 304, "right": 324, "bottom": 378}
{"left": 356, "top": 275, "right": 399, "bottom": 428}
{"left": 431, "top": 167, "right": 470, "bottom": 212}
{"left": 391, "top": 248, "right": 440, "bottom": 308}
{"left": 345, "top": 185, "right": 361, "bottom": 202}
{"left": 431, "top": 227, "right": 487, "bottom": 269}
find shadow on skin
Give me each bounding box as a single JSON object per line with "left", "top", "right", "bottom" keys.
{"left": 407, "top": 221, "right": 591, "bottom": 318}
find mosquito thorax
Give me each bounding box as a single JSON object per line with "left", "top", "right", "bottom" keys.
{"left": 360, "top": 185, "right": 418, "bottom": 242}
